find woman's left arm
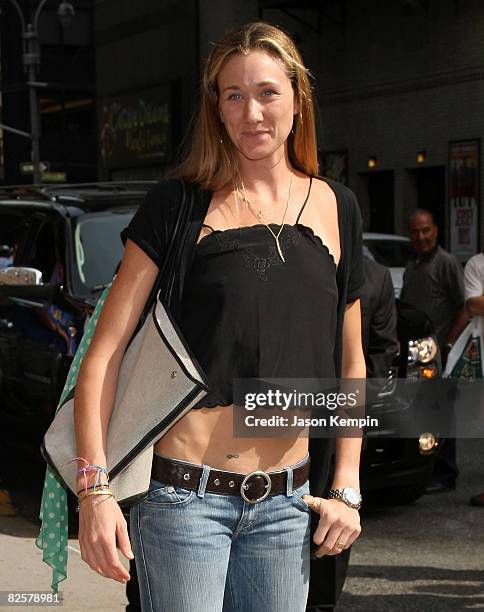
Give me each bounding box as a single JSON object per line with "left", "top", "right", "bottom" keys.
{"left": 303, "top": 299, "right": 366, "bottom": 556}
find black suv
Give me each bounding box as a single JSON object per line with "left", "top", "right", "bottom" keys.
{"left": 0, "top": 183, "right": 150, "bottom": 437}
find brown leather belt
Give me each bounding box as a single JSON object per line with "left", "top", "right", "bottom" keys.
{"left": 151, "top": 454, "right": 311, "bottom": 504}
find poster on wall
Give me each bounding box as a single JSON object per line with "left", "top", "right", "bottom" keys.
{"left": 99, "top": 83, "right": 174, "bottom": 169}
{"left": 319, "top": 150, "right": 348, "bottom": 185}
{"left": 449, "top": 139, "right": 480, "bottom": 262}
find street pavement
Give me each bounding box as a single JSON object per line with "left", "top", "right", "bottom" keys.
{"left": 0, "top": 439, "right": 482, "bottom": 611}
{"left": 339, "top": 438, "right": 484, "bottom": 611}
{"left": 0, "top": 449, "right": 128, "bottom": 611}
{"left": 0, "top": 514, "right": 128, "bottom": 611}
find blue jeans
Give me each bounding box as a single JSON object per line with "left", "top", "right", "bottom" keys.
{"left": 130, "top": 454, "right": 311, "bottom": 612}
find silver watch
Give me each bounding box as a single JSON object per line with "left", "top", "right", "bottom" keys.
{"left": 328, "top": 487, "right": 362, "bottom": 510}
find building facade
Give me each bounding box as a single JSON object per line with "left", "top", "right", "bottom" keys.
{"left": 94, "top": 0, "right": 484, "bottom": 260}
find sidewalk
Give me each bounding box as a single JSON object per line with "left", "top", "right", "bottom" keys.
{"left": 0, "top": 514, "right": 128, "bottom": 611}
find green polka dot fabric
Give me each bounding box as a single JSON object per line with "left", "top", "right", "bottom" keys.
{"left": 35, "top": 285, "right": 111, "bottom": 593}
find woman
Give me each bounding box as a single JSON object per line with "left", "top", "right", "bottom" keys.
{"left": 74, "top": 22, "right": 365, "bottom": 611}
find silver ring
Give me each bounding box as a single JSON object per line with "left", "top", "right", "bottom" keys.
{"left": 240, "top": 470, "right": 272, "bottom": 504}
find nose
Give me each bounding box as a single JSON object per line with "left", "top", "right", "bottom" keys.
{"left": 244, "top": 98, "right": 263, "bottom": 123}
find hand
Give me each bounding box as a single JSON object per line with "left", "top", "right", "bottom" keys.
{"left": 78, "top": 495, "right": 134, "bottom": 583}
{"left": 302, "top": 495, "right": 361, "bottom": 557}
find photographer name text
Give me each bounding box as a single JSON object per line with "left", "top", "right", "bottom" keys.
{"left": 244, "top": 415, "right": 378, "bottom": 428}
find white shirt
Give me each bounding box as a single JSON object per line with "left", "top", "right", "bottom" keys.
{"left": 464, "top": 253, "right": 484, "bottom": 301}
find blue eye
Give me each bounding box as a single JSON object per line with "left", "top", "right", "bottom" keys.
{"left": 262, "top": 89, "right": 277, "bottom": 97}
{"left": 227, "top": 93, "right": 242, "bottom": 101}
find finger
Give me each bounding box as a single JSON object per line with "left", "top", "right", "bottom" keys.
{"left": 303, "top": 496, "right": 334, "bottom": 519}
{"left": 312, "top": 519, "right": 331, "bottom": 550}
{"left": 83, "top": 542, "right": 110, "bottom": 579}
{"left": 312, "top": 500, "right": 335, "bottom": 546}
{"left": 84, "top": 535, "right": 123, "bottom": 583}
{"left": 116, "top": 518, "right": 135, "bottom": 561}
{"left": 78, "top": 539, "right": 86, "bottom": 563}
{"left": 343, "top": 524, "right": 362, "bottom": 549}
{"left": 101, "top": 538, "right": 131, "bottom": 583}
{"left": 302, "top": 495, "right": 322, "bottom": 514}
{"left": 314, "top": 524, "right": 344, "bottom": 557}
{"left": 325, "top": 528, "right": 352, "bottom": 556}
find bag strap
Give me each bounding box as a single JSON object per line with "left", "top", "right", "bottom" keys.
{"left": 128, "top": 179, "right": 188, "bottom": 343}
{"left": 159, "top": 179, "right": 190, "bottom": 309}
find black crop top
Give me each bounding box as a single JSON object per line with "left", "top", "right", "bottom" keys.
{"left": 180, "top": 178, "right": 339, "bottom": 408}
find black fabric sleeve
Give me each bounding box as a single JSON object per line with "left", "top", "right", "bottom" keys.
{"left": 366, "top": 267, "right": 399, "bottom": 378}
{"left": 345, "top": 189, "right": 365, "bottom": 303}
{"left": 120, "top": 180, "right": 180, "bottom": 269}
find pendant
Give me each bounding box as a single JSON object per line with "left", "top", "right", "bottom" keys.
{"left": 275, "top": 236, "right": 286, "bottom": 263}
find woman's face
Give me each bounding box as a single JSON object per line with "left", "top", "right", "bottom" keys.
{"left": 217, "top": 50, "right": 298, "bottom": 163}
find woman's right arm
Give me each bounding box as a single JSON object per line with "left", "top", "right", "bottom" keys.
{"left": 74, "top": 239, "right": 159, "bottom": 584}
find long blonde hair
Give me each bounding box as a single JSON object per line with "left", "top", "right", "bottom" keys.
{"left": 172, "top": 22, "right": 319, "bottom": 190}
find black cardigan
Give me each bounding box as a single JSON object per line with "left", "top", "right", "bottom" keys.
{"left": 121, "top": 176, "right": 364, "bottom": 499}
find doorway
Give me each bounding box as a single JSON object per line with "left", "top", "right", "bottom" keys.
{"left": 408, "top": 166, "right": 446, "bottom": 247}
{"left": 361, "top": 171, "right": 395, "bottom": 233}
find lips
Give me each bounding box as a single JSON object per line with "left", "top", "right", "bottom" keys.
{"left": 243, "top": 130, "right": 270, "bottom": 136}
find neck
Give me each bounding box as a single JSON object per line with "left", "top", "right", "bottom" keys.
{"left": 236, "top": 146, "right": 294, "bottom": 200}
{"left": 416, "top": 243, "right": 438, "bottom": 262}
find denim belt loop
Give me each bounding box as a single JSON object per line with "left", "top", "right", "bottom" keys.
{"left": 197, "top": 465, "right": 211, "bottom": 498}
{"left": 285, "top": 466, "right": 294, "bottom": 497}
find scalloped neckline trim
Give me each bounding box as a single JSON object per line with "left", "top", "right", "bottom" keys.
{"left": 196, "top": 223, "right": 338, "bottom": 269}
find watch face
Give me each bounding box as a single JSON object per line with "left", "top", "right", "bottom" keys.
{"left": 344, "top": 488, "right": 361, "bottom": 506}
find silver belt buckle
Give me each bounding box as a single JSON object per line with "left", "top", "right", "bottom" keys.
{"left": 240, "top": 470, "right": 272, "bottom": 504}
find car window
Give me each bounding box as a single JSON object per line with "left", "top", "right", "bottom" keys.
{"left": 0, "top": 210, "right": 30, "bottom": 269}
{"left": 13, "top": 212, "right": 65, "bottom": 283}
{"left": 72, "top": 210, "right": 135, "bottom": 294}
{"left": 29, "top": 221, "right": 59, "bottom": 282}
{"left": 363, "top": 240, "right": 412, "bottom": 267}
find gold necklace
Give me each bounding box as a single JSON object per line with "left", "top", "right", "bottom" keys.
{"left": 237, "top": 173, "right": 294, "bottom": 263}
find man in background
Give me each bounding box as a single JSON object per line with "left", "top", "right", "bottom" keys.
{"left": 401, "top": 209, "right": 469, "bottom": 493}
{"left": 463, "top": 251, "right": 484, "bottom": 506}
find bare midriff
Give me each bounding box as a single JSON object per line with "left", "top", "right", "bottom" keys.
{"left": 153, "top": 404, "right": 309, "bottom": 472}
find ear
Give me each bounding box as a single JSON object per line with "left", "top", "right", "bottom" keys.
{"left": 293, "top": 92, "right": 300, "bottom": 116}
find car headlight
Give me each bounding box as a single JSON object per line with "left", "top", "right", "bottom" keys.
{"left": 419, "top": 433, "right": 438, "bottom": 454}
{"left": 407, "top": 337, "right": 438, "bottom": 364}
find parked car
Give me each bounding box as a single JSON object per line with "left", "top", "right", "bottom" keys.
{"left": 0, "top": 183, "right": 144, "bottom": 449}
{"left": 363, "top": 232, "right": 411, "bottom": 298}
